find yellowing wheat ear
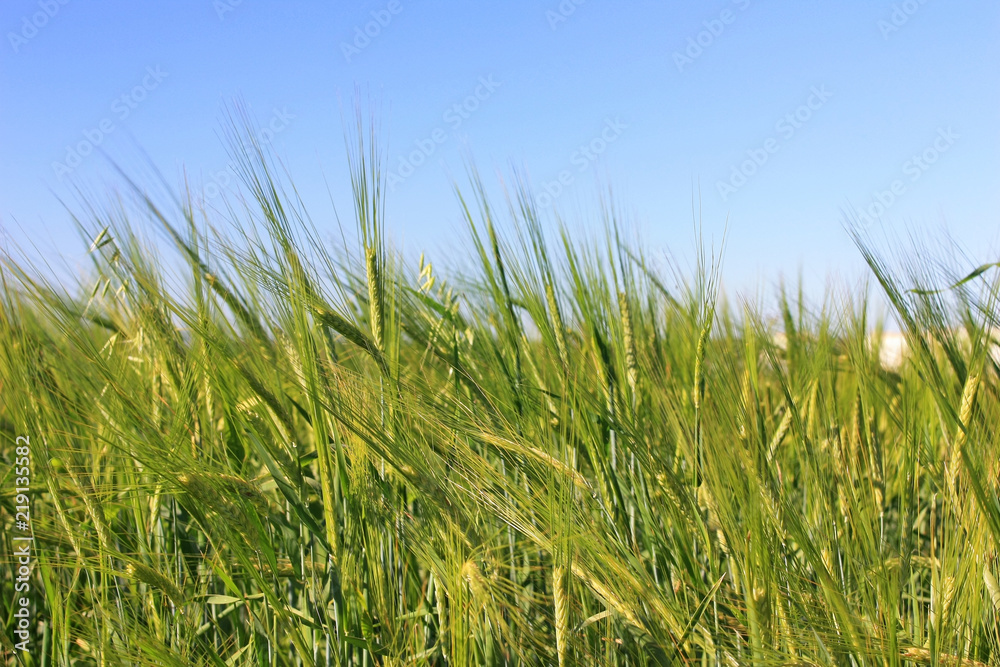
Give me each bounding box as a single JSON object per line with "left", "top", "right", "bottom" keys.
{"left": 462, "top": 560, "right": 488, "bottom": 608}
{"left": 981, "top": 568, "right": 1000, "bottom": 620}
{"left": 619, "top": 291, "right": 638, "bottom": 395}
{"left": 553, "top": 564, "right": 569, "bottom": 667}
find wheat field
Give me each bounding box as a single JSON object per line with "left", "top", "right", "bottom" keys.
{"left": 2, "top": 121, "right": 999, "bottom": 666}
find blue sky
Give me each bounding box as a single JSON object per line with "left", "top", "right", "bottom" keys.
{"left": 1, "top": 0, "right": 998, "bottom": 303}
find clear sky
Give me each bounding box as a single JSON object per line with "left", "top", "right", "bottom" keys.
{"left": 2, "top": 1, "right": 998, "bottom": 303}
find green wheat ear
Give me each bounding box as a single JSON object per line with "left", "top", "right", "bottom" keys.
{"left": 366, "top": 244, "right": 384, "bottom": 352}
{"left": 547, "top": 281, "right": 569, "bottom": 370}
{"left": 553, "top": 563, "right": 569, "bottom": 667}
{"left": 947, "top": 371, "right": 980, "bottom": 491}
{"left": 125, "top": 562, "right": 184, "bottom": 606}
{"left": 692, "top": 310, "right": 713, "bottom": 410}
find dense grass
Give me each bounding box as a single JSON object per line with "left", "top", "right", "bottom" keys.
{"left": 2, "top": 120, "right": 1000, "bottom": 666}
